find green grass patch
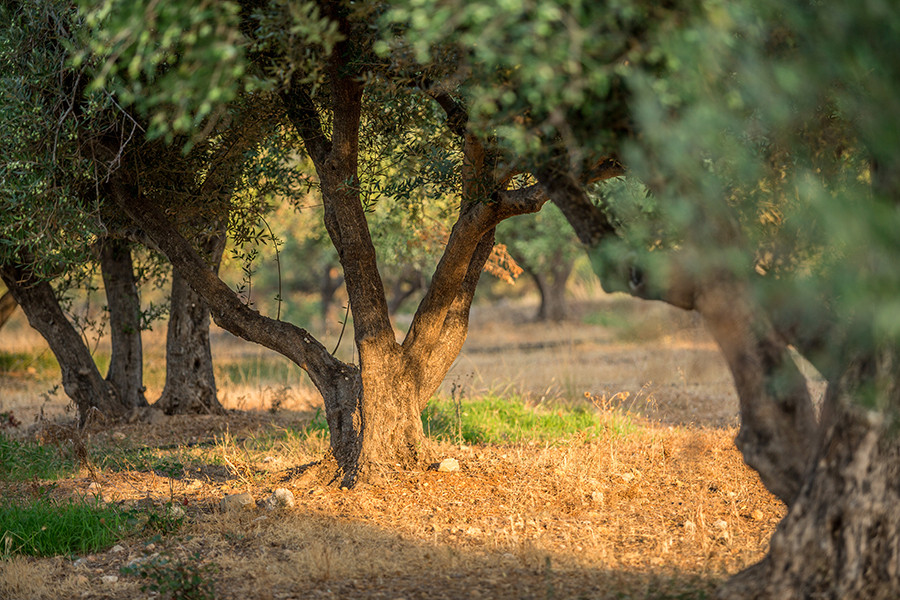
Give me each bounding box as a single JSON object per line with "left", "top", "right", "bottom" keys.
{"left": 94, "top": 446, "right": 195, "bottom": 478}
{"left": 0, "top": 351, "right": 59, "bottom": 376}
{"left": 0, "top": 434, "right": 76, "bottom": 481}
{"left": 422, "top": 395, "right": 634, "bottom": 444}
{"left": 0, "top": 497, "right": 128, "bottom": 557}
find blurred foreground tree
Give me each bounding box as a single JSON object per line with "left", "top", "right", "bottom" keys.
{"left": 397, "top": 0, "right": 900, "bottom": 597}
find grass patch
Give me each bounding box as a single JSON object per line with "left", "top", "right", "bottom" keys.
{"left": 0, "top": 351, "right": 58, "bottom": 376}
{"left": 0, "top": 433, "right": 76, "bottom": 481}
{"left": 422, "top": 395, "right": 634, "bottom": 444}
{"left": 0, "top": 497, "right": 128, "bottom": 557}
{"left": 218, "top": 356, "right": 303, "bottom": 387}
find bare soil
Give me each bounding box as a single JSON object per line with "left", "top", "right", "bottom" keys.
{"left": 0, "top": 295, "right": 794, "bottom": 599}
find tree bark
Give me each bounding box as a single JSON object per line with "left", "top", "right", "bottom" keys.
{"left": 0, "top": 263, "right": 125, "bottom": 424}
{"left": 155, "top": 227, "right": 227, "bottom": 415}
{"left": 99, "top": 238, "right": 148, "bottom": 410}
{"left": 0, "top": 290, "right": 17, "bottom": 330}
{"left": 718, "top": 359, "right": 900, "bottom": 599}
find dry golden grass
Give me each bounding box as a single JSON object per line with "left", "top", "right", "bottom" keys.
{"left": 0, "top": 295, "right": 793, "bottom": 599}
{"left": 0, "top": 411, "right": 783, "bottom": 600}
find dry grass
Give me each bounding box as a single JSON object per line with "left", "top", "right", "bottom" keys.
{"left": 0, "top": 412, "right": 783, "bottom": 600}
{"left": 0, "top": 295, "right": 792, "bottom": 598}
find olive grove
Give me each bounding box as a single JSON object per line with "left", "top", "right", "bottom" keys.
{"left": 3, "top": 0, "right": 898, "bottom": 596}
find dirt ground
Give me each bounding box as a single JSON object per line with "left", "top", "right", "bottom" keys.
{"left": 0, "top": 294, "right": 798, "bottom": 599}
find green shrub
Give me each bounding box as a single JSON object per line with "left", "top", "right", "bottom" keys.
{"left": 122, "top": 552, "right": 217, "bottom": 600}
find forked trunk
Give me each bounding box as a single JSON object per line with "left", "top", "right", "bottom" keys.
{"left": 322, "top": 337, "right": 435, "bottom": 487}
{"left": 719, "top": 368, "right": 900, "bottom": 599}
{"left": 155, "top": 229, "right": 226, "bottom": 415}
{"left": 100, "top": 238, "right": 148, "bottom": 410}
{"left": 0, "top": 263, "right": 125, "bottom": 423}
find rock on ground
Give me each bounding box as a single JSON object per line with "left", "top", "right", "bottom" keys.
{"left": 265, "top": 488, "right": 295, "bottom": 510}
{"left": 220, "top": 492, "right": 255, "bottom": 512}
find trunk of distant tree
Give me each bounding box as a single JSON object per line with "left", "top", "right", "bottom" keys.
{"left": 319, "top": 262, "right": 344, "bottom": 333}
{"left": 99, "top": 238, "right": 148, "bottom": 410}
{"left": 522, "top": 254, "right": 573, "bottom": 322}
{"left": 0, "top": 290, "right": 16, "bottom": 330}
{"left": 387, "top": 268, "right": 425, "bottom": 316}
{"left": 155, "top": 227, "right": 227, "bottom": 415}
{"left": 0, "top": 263, "right": 125, "bottom": 424}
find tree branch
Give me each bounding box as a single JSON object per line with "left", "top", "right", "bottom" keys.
{"left": 281, "top": 81, "right": 332, "bottom": 166}
{"left": 109, "top": 179, "right": 354, "bottom": 391}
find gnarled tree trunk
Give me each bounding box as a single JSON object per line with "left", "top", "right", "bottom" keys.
{"left": 719, "top": 360, "right": 900, "bottom": 599}
{"left": 155, "top": 227, "right": 227, "bottom": 415}
{"left": 0, "top": 263, "right": 125, "bottom": 424}
{"left": 99, "top": 238, "right": 148, "bottom": 410}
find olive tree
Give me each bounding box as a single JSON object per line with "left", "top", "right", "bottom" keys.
{"left": 395, "top": 0, "right": 900, "bottom": 596}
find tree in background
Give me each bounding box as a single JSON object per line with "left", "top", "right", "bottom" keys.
{"left": 498, "top": 202, "right": 579, "bottom": 321}
{"left": 396, "top": 0, "right": 900, "bottom": 597}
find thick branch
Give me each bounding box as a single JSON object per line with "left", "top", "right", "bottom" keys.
{"left": 418, "top": 228, "right": 497, "bottom": 399}
{"left": 536, "top": 164, "right": 618, "bottom": 247}
{"left": 281, "top": 81, "right": 332, "bottom": 166}
{"left": 109, "top": 180, "right": 352, "bottom": 391}
{"left": 0, "top": 262, "right": 124, "bottom": 423}
{"left": 402, "top": 203, "right": 495, "bottom": 358}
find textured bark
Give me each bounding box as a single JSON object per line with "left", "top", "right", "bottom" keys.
{"left": 0, "top": 264, "right": 124, "bottom": 423}
{"left": 719, "top": 363, "right": 900, "bottom": 600}
{"left": 695, "top": 279, "right": 817, "bottom": 505}
{"left": 99, "top": 238, "right": 148, "bottom": 410}
{"left": 155, "top": 228, "right": 227, "bottom": 415}
{"left": 0, "top": 290, "right": 17, "bottom": 330}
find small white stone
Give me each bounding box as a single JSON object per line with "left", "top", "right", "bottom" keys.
{"left": 110, "top": 545, "right": 125, "bottom": 553}
{"left": 166, "top": 504, "right": 185, "bottom": 518}
{"left": 101, "top": 575, "right": 118, "bottom": 584}
{"left": 437, "top": 458, "right": 459, "bottom": 472}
